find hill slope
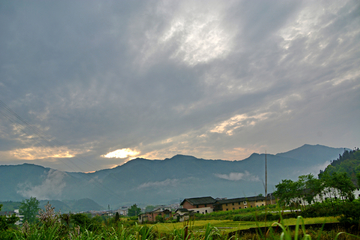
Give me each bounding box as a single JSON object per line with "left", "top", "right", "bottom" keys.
{"left": 319, "top": 148, "right": 360, "bottom": 186}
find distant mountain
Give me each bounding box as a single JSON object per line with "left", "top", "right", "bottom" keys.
{"left": 1, "top": 198, "right": 104, "bottom": 213}
{"left": 276, "top": 144, "right": 348, "bottom": 163}
{"left": 0, "top": 144, "right": 346, "bottom": 209}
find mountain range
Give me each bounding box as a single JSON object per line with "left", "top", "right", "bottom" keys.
{"left": 0, "top": 144, "right": 347, "bottom": 210}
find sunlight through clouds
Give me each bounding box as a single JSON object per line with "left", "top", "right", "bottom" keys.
{"left": 101, "top": 148, "right": 140, "bottom": 159}
{"left": 0, "top": 0, "right": 358, "bottom": 172}
{"left": 161, "top": 11, "right": 232, "bottom": 65}
{"left": 211, "top": 113, "right": 270, "bottom": 135}
{"left": 9, "top": 147, "right": 77, "bottom": 160}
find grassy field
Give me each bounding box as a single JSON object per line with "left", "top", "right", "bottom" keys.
{"left": 145, "top": 216, "right": 339, "bottom": 234}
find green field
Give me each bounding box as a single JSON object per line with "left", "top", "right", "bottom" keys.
{"left": 145, "top": 216, "right": 339, "bottom": 234}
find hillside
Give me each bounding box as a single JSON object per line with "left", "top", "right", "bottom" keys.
{"left": 0, "top": 144, "right": 347, "bottom": 208}
{"left": 319, "top": 148, "right": 360, "bottom": 186}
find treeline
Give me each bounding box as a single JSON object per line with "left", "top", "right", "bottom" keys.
{"left": 272, "top": 149, "right": 360, "bottom": 231}
{"left": 319, "top": 148, "right": 360, "bottom": 186}
{"left": 0, "top": 201, "right": 139, "bottom": 239}
{"left": 274, "top": 149, "right": 360, "bottom": 208}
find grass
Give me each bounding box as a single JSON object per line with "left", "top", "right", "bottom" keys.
{"left": 145, "top": 216, "right": 339, "bottom": 234}
{"left": 4, "top": 215, "right": 360, "bottom": 240}
{"left": 3, "top": 201, "right": 358, "bottom": 240}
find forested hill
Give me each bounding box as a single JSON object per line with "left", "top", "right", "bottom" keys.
{"left": 319, "top": 148, "right": 360, "bottom": 186}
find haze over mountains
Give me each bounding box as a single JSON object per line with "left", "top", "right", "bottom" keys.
{"left": 0, "top": 144, "right": 347, "bottom": 209}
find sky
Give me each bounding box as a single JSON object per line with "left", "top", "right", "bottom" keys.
{"left": 0, "top": 0, "right": 359, "bottom": 172}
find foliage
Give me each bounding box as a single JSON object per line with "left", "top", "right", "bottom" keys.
{"left": 71, "top": 213, "right": 102, "bottom": 232}
{"left": 114, "top": 212, "right": 120, "bottom": 223}
{"left": 19, "top": 197, "right": 40, "bottom": 224}
{"left": 0, "top": 204, "right": 19, "bottom": 232}
{"left": 145, "top": 205, "right": 155, "bottom": 212}
{"left": 319, "top": 148, "right": 360, "bottom": 186}
{"left": 3, "top": 213, "right": 360, "bottom": 240}
{"left": 37, "top": 202, "right": 60, "bottom": 227}
{"left": 338, "top": 200, "right": 360, "bottom": 231}
{"left": 127, "top": 204, "right": 141, "bottom": 217}
{"left": 0, "top": 201, "right": 22, "bottom": 211}
{"left": 274, "top": 171, "right": 356, "bottom": 210}
{"left": 301, "top": 198, "right": 360, "bottom": 231}
{"left": 194, "top": 204, "right": 277, "bottom": 220}
{"left": 233, "top": 212, "right": 298, "bottom": 222}
{"left": 155, "top": 215, "right": 164, "bottom": 223}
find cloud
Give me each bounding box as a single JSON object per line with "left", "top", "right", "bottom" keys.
{"left": 0, "top": 0, "right": 359, "bottom": 172}
{"left": 101, "top": 148, "right": 140, "bottom": 159}
{"left": 17, "top": 169, "right": 66, "bottom": 200}
{"left": 8, "top": 146, "right": 79, "bottom": 160}
{"left": 138, "top": 179, "right": 179, "bottom": 189}
{"left": 210, "top": 113, "right": 270, "bottom": 135}
{"left": 296, "top": 161, "right": 332, "bottom": 177}
{"left": 215, "top": 171, "right": 260, "bottom": 182}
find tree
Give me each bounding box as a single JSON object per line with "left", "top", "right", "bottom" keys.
{"left": 274, "top": 179, "right": 296, "bottom": 207}
{"left": 20, "top": 197, "right": 40, "bottom": 223}
{"left": 145, "top": 205, "right": 155, "bottom": 213}
{"left": 302, "top": 174, "right": 324, "bottom": 204}
{"left": 114, "top": 212, "right": 120, "bottom": 223}
{"left": 0, "top": 204, "right": 19, "bottom": 231}
{"left": 128, "top": 204, "right": 141, "bottom": 217}
{"left": 322, "top": 171, "right": 356, "bottom": 201}
{"left": 332, "top": 172, "right": 356, "bottom": 200}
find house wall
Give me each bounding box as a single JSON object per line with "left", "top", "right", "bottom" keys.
{"left": 139, "top": 211, "right": 173, "bottom": 223}
{"left": 182, "top": 200, "right": 214, "bottom": 210}
{"left": 220, "top": 199, "right": 271, "bottom": 211}
{"left": 182, "top": 201, "right": 195, "bottom": 209}
{"left": 188, "top": 207, "right": 213, "bottom": 214}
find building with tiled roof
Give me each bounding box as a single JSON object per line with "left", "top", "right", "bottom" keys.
{"left": 180, "top": 196, "right": 217, "bottom": 214}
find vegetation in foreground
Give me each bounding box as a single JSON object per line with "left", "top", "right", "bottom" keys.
{"left": 1, "top": 200, "right": 360, "bottom": 240}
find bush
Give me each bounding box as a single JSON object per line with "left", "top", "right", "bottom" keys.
{"left": 155, "top": 215, "right": 164, "bottom": 223}
{"left": 233, "top": 211, "right": 298, "bottom": 221}
{"left": 338, "top": 200, "right": 360, "bottom": 231}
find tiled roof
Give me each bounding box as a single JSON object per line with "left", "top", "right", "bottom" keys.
{"left": 216, "top": 194, "right": 276, "bottom": 205}
{"left": 181, "top": 196, "right": 216, "bottom": 206}
{"left": 175, "top": 208, "right": 189, "bottom": 213}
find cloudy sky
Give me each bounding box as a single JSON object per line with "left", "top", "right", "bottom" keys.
{"left": 0, "top": 0, "right": 359, "bottom": 172}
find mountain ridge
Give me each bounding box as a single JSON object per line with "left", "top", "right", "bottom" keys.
{"left": 0, "top": 144, "right": 347, "bottom": 208}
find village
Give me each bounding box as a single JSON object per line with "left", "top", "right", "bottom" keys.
{"left": 137, "top": 193, "right": 276, "bottom": 223}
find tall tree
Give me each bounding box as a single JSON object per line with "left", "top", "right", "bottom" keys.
{"left": 302, "top": 174, "right": 324, "bottom": 204}
{"left": 19, "top": 197, "right": 40, "bottom": 223}
{"left": 274, "top": 179, "right": 297, "bottom": 207}
{"left": 331, "top": 172, "right": 356, "bottom": 200}
{"left": 127, "top": 204, "right": 141, "bottom": 217}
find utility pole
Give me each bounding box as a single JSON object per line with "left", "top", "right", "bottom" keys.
{"left": 265, "top": 150, "right": 267, "bottom": 204}
{"left": 265, "top": 150, "right": 268, "bottom": 240}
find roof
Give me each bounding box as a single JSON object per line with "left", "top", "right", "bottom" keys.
{"left": 181, "top": 196, "right": 216, "bottom": 206}
{"left": 175, "top": 208, "right": 189, "bottom": 213}
{"left": 216, "top": 194, "right": 276, "bottom": 205}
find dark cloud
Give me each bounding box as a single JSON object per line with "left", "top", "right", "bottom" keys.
{"left": 0, "top": 0, "right": 359, "bottom": 172}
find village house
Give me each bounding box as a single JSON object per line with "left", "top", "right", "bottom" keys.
{"left": 114, "top": 206, "right": 128, "bottom": 216}
{"left": 214, "top": 194, "right": 276, "bottom": 211}
{"left": 0, "top": 209, "right": 23, "bottom": 225}
{"left": 172, "top": 208, "right": 193, "bottom": 222}
{"left": 180, "top": 196, "right": 217, "bottom": 214}
{"left": 218, "top": 194, "right": 276, "bottom": 211}
{"left": 138, "top": 206, "right": 172, "bottom": 223}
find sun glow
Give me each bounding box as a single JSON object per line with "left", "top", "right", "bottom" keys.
{"left": 9, "top": 147, "right": 76, "bottom": 160}
{"left": 101, "top": 148, "right": 140, "bottom": 159}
